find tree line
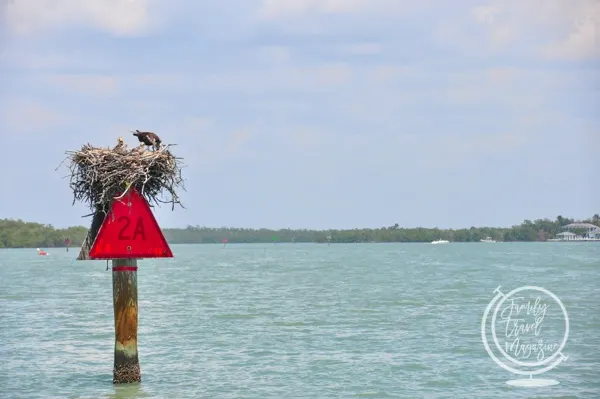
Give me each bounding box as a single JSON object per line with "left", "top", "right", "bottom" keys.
{"left": 0, "top": 214, "right": 598, "bottom": 248}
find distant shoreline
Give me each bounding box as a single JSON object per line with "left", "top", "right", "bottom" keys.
{"left": 1, "top": 215, "right": 598, "bottom": 248}
{"left": 3, "top": 241, "right": 600, "bottom": 252}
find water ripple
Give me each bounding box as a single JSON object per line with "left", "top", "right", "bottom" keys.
{"left": 0, "top": 243, "right": 599, "bottom": 398}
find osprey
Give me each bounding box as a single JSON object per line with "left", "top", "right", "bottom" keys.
{"left": 132, "top": 130, "right": 162, "bottom": 151}
{"left": 113, "top": 137, "right": 127, "bottom": 153}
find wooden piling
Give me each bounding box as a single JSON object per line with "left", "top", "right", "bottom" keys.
{"left": 112, "top": 258, "right": 141, "bottom": 384}
{"left": 77, "top": 210, "right": 106, "bottom": 260}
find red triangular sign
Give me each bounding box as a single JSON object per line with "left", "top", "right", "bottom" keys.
{"left": 89, "top": 188, "right": 173, "bottom": 259}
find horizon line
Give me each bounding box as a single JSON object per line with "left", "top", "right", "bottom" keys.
{"left": 4, "top": 215, "right": 598, "bottom": 232}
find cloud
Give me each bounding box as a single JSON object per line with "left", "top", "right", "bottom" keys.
{"left": 469, "top": 0, "right": 600, "bottom": 60}
{"left": 542, "top": 10, "right": 600, "bottom": 60}
{"left": 175, "top": 116, "right": 214, "bottom": 134}
{"left": 4, "top": 0, "right": 155, "bottom": 36}
{"left": 141, "top": 63, "right": 354, "bottom": 95}
{"left": 288, "top": 126, "right": 325, "bottom": 151}
{"left": 436, "top": 67, "right": 551, "bottom": 109}
{"left": 391, "top": 131, "right": 529, "bottom": 173}
{"left": 339, "top": 42, "right": 382, "bottom": 55}
{"left": 471, "top": 5, "right": 499, "bottom": 25}
{"left": 255, "top": 45, "right": 293, "bottom": 64}
{"left": 1, "top": 50, "right": 93, "bottom": 70}
{"left": 0, "top": 0, "right": 597, "bottom": 229}
{"left": 45, "top": 74, "right": 118, "bottom": 96}
{"left": 172, "top": 125, "right": 257, "bottom": 171}
{"left": 225, "top": 129, "right": 255, "bottom": 159}
{"left": 106, "top": 64, "right": 579, "bottom": 138}
{"left": 282, "top": 123, "right": 528, "bottom": 175}
{"left": 258, "top": 0, "right": 364, "bottom": 19}
{"left": 1, "top": 100, "right": 68, "bottom": 133}
{"left": 368, "top": 65, "right": 411, "bottom": 82}
{"left": 257, "top": 0, "right": 429, "bottom": 20}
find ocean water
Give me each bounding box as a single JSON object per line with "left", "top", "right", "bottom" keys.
{"left": 0, "top": 243, "right": 599, "bottom": 399}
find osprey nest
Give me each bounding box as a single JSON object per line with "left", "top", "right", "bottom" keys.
{"left": 62, "top": 143, "right": 185, "bottom": 212}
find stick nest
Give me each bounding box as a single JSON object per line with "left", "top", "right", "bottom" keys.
{"left": 61, "top": 144, "right": 185, "bottom": 212}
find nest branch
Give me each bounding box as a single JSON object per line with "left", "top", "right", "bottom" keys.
{"left": 59, "top": 143, "right": 186, "bottom": 213}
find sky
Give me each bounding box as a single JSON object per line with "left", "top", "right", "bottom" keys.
{"left": 0, "top": 0, "right": 598, "bottom": 230}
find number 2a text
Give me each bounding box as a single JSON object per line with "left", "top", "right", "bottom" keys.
{"left": 117, "top": 216, "right": 146, "bottom": 240}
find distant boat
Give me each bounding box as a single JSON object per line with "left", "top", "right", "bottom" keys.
{"left": 37, "top": 248, "right": 48, "bottom": 256}
{"left": 431, "top": 239, "right": 449, "bottom": 244}
{"left": 480, "top": 237, "right": 496, "bottom": 243}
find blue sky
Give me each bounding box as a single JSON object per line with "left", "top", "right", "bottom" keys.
{"left": 0, "top": 0, "right": 598, "bottom": 230}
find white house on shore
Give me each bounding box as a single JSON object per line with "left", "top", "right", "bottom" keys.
{"left": 549, "top": 223, "right": 600, "bottom": 241}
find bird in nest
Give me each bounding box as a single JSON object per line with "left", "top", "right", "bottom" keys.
{"left": 112, "top": 137, "right": 127, "bottom": 153}
{"left": 131, "top": 129, "right": 162, "bottom": 151}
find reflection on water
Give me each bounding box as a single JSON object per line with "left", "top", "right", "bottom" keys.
{"left": 107, "top": 383, "right": 152, "bottom": 399}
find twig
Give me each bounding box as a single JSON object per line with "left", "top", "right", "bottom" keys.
{"left": 59, "top": 143, "right": 185, "bottom": 214}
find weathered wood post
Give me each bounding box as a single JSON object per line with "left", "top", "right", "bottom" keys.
{"left": 81, "top": 187, "right": 173, "bottom": 384}
{"left": 112, "top": 258, "right": 140, "bottom": 383}
{"left": 63, "top": 138, "right": 183, "bottom": 384}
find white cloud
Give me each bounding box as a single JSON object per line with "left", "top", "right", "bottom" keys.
{"left": 1, "top": 100, "right": 68, "bottom": 133}
{"left": 470, "top": 0, "right": 600, "bottom": 60}
{"left": 110, "top": 64, "right": 573, "bottom": 119}
{"left": 471, "top": 5, "right": 500, "bottom": 25}
{"left": 392, "top": 132, "right": 528, "bottom": 171}
{"left": 339, "top": 42, "right": 382, "bottom": 55}
{"left": 161, "top": 119, "right": 256, "bottom": 169}
{"left": 257, "top": 0, "right": 427, "bottom": 19}
{"left": 5, "top": 0, "right": 154, "bottom": 36}
{"left": 258, "top": 0, "right": 364, "bottom": 19}
{"left": 226, "top": 129, "right": 255, "bottom": 158}
{"left": 127, "top": 73, "right": 190, "bottom": 93}
{"left": 542, "top": 9, "right": 600, "bottom": 60}
{"left": 1, "top": 51, "right": 88, "bottom": 70}
{"left": 368, "top": 65, "right": 411, "bottom": 83}
{"left": 46, "top": 74, "right": 118, "bottom": 95}
{"left": 139, "top": 63, "right": 354, "bottom": 94}
{"left": 255, "top": 45, "right": 293, "bottom": 64}
{"left": 178, "top": 116, "right": 214, "bottom": 133}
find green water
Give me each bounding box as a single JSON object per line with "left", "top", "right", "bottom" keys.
{"left": 0, "top": 243, "right": 599, "bottom": 398}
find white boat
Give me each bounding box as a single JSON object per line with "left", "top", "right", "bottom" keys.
{"left": 480, "top": 237, "right": 496, "bottom": 243}
{"left": 431, "top": 239, "right": 449, "bottom": 244}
